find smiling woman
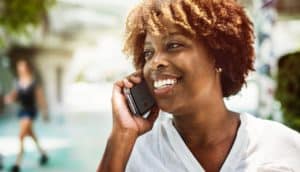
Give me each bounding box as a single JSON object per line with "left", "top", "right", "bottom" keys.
{"left": 123, "top": 0, "right": 255, "bottom": 98}
{"left": 97, "top": 0, "right": 300, "bottom": 172}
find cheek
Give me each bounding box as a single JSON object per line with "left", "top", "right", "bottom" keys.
{"left": 181, "top": 54, "right": 216, "bottom": 91}
{"left": 142, "top": 63, "right": 151, "bottom": 81}
{"left": 189, "top": 52, "right": 214, "bottom": 75}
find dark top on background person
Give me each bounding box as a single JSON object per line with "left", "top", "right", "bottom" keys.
{"left": 16, "top": 79, "right": 38, "bottom": 119}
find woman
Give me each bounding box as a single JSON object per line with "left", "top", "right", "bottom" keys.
{"left": 4, "top": 59, "right": 49, "bottom": 172}
{"left": 98, "top": 0, "right": 300, "bottom": 171}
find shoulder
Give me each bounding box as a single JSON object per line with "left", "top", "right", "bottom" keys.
{"left": 32, "top": 79, "right": 43, "bottom": 92}
{"left": 243, "top": 113, "right": 300, "bottom": 143}
{"left": 32, "top": 79, "right": 41, "bottom": 87}
{"left": 242, "top": 113, "right": 300, "bottom": 169}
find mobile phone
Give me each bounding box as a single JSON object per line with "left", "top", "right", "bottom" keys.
{"left": 124, "top": 80, "right": 156, "bottom": 116}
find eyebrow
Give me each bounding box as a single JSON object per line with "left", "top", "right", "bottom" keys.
{"left": 163, "top": 31, "right": 186, "bottom": 40}
{"left": 167, "top": 31, "right": 183, "bottom": 37}
{"left": 144, "top": 32, "right": 186, "bottom": 46}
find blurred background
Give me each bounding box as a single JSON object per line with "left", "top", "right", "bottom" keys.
{"left": 0, "top": 0, "right": 299, "bottom": 171}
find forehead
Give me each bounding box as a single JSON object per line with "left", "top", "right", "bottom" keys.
{"left": 144, "top": 25, "right": 192, "bottom": 44}
{"left": 148, "top": 11, "right": 194, "bottom": 35}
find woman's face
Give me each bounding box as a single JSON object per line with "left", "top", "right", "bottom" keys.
{"left": 17, "top": 60, "right": 30, "bottom": 76}
{"left": 142, "top": 24, "right": 219, "bottom": 115}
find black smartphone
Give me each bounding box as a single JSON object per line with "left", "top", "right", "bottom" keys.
{"left": 124, "top": 80, "right": 156, "bottom": 116}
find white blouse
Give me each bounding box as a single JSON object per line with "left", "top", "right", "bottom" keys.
{"left": 126, "top": 113, "right": 300, "bottom": 172}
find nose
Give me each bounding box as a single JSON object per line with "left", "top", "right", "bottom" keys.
{"left": 151, "top": 52, "right": 169, "bottom": 71}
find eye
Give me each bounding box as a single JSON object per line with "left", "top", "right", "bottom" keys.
{"left": 166, "top": 42, "right": 183, "bottom": 51}
{"left": 143, "top": 49, "right": 154, "bottom": 61}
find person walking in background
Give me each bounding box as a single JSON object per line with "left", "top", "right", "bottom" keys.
{"left": 4, "top": 59, "right": 49, "bottom": 172}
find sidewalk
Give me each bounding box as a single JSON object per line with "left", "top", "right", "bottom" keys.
{"left": 0, "top": 111, "right": 112, "bottom": 172}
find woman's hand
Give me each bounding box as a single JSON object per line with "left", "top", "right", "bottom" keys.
{"left": 4, "top": 90, "right": 17, "bottom": 105}
{"left": 97, "top": 71, "right": 159, "bottom": 172}
{"left": 111, "top": 70, "right": 159, "bottom": 137}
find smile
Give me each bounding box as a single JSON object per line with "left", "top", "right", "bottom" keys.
{"left": 154, "top": 79, "right": 177, "bottom": 89}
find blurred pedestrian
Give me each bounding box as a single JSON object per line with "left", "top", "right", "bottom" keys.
{"left": 4, "top": 59, "right": 49, "bottom": 172}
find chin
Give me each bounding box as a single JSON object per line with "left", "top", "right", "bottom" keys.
{"left": 157, "top": 101, "right": 181, "bottom": 115}
{"left": 157, "top": 101, "right": 172, "bottom": 112}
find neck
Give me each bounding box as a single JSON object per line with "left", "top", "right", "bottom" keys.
{"left": 172, "top": 93, "right": 239, "bottom": 148}
{"left": 172, "top": 72, "right": 240, "bottom": 148}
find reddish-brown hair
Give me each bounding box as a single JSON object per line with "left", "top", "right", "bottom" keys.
{"left": 123, "top": 0, "right": 255, "bottom": 97}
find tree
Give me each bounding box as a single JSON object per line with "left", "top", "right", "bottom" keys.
{"left": 275, "top": 52, "right": 300, "bottom": 131}
{"left": 0, "top": 0, "right": 56, "bottom": 47}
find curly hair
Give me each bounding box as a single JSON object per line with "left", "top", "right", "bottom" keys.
{"left": 123, "top": 0, "right": 255, "bottom": 97}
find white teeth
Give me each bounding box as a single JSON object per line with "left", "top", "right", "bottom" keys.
{"left": 154, "top": 79, "right": 177, "bottom": 89}
{"left": 159, "top": 80, "right": 163, "bottom": 86}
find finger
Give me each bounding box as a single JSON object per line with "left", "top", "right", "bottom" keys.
{"left": 128, "top": 75, "right": 142, "bottom": 84}
{"left": 133, "top": 107, "right": 159, "bottom": 134}
{"left": 112, "top": 80, "right": 126, "bottom": 103}
{"left": 132, "top": 69, "right": 143, "bottom": 77}
{"left": 123, "top": 78, "right": 133, "bottom": 88}
{"left": 112, "top": 80, "right": 133, "bottom": 117}
{"left": 126, "top": 70, "right": 143, "bottom": 84}
{"left": 113, "top": 80, "right": 124, "bottom": 93}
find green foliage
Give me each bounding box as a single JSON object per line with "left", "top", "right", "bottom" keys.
{"left": 0, "top": 0, "right": 56, "bottom": 47}
{"left": 275, "top": 52, "right": 300, "bottom": 131}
